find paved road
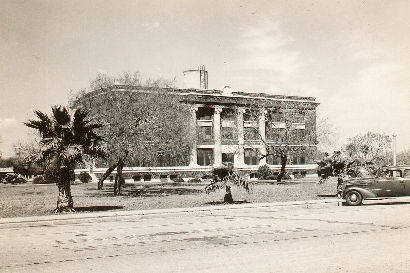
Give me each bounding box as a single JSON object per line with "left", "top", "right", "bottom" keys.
{"left": 1, "top": 198, "right": 410, "bottom": 273}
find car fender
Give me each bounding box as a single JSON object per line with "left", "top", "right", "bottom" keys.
{"left": 343, "top": 187, "right": 377, "bottom": 199}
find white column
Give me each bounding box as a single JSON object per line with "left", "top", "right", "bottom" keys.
{"left": 235, "top": 108, "right": 245, "bottom": 167}
{"left": 259, "top": 109, "right": 267, "bottom": 165}
{"left": 213, "top": 106, "right": 223, "bottom": 167}
{"left": 189, "top": 106, "right": 199, "bottom": 166}
{"left": 89, "top": 159, "right": 98, "bottom": 182}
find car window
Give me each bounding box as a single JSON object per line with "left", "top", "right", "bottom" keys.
{"left": 389, "top": 170, "right": 402, "bottom": 177}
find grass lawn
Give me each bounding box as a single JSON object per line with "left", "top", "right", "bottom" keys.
{"left": 0, "top": 180, "right": 337, "bottom": 218}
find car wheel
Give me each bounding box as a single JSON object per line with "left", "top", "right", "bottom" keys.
{"left": 345, "top": 190, "right": 363, "bottom": 206}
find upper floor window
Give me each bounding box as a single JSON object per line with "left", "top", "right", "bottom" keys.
{"left": 221, "top": 127, "right": 235, "bottom": 140}
{"left": 197, "top": 107, "right": 214, "bottom": 120}
{"left": 244, "top": 109, "right": 258, "bottom": 121}
{"left": 221, "top": 108, "right": 235, "bottom": 121}
{"left": 269, "top": 109, "right": 284, "bottom": 122}
{"left": 198, "top": 126, "right": 213, "bottom": 141}
{"left": 244, "top": 127, "right": 260, "bottom": 140}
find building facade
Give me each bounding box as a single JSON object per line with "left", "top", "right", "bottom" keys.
{"left": 78, "top": 68, "right": 319, "bottom": 181}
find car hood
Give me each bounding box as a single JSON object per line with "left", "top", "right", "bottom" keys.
{"left": 344, "top": 176, "right": 377, "bottom": 186}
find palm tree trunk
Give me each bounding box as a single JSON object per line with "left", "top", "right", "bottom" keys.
{"left": 55, "top": 167, "right": 74, "bottom": 212}
{"left": 114, "top": 160, "right": 124, "bottom": 195}
{"left": 223, "top": 185, "right": 233, "bottom": 203}
{"left": 277, "top": 154, "right": 287, "bottom": 182}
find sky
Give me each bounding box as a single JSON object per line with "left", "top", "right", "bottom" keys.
{"left": 1, "top": 0, "right": 409, "bottom": 158}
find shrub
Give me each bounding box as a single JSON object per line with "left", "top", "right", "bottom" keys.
{"left": 212, "top": 165, "right": 234, "bottom": 181}
{"left": 33, "top": 175, "right": 48, "bottom": 184}
{"left": 187, "top": 177, "right": 202, "bottom": 183}
{"left": 265, "top": 172, "right": 292, "bottom": 181}
{"left": 201, "top": 173, "right": 214, "bottom": 179}
{"left": 3, "top": 173, "right": 27, "bottom": 184}
{"left": 257, "top": 164, "right": 272, "bottom": 180}
{"left": 79, "top": 172, "right": 92, "bottom": 183}
{"left": 132, "top": 175, "right": 141, "bottom": 182}
{"left": 170, "top": 175, "right": 184, "bottom": 182}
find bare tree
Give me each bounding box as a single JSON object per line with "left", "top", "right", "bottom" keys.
{"left": 72, "top": 72, "right": 192, "bottom": 195}
{"left": 242, "top": 100, "right": 317, "bottom": 182}
{"left": 343, "top": 132, "right": 392, "bottom": 174}
{"left": 397, "top": 149, "right": 410, "bottom": 165}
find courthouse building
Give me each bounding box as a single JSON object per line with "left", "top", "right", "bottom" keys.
{"left": 82, "top": 67, "right": 319, "bottom": 181}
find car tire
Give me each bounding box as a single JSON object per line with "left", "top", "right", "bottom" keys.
{"left": 345, "top": 190, "right": 363, "bottom": 206}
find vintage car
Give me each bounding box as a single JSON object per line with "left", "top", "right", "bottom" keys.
{"left": 341, "top": 166, "right": 410, "bottom": 206}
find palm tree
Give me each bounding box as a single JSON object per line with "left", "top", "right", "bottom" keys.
{"left": 25, "top": 106, "right": 105, "bottom": 212}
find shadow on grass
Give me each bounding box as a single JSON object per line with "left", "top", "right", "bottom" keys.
{"left": 85, "top": 185, "right": 203, "bottom": 198}
{"left": 317, "top": 194, "right": 338, "bottom": 198}
{"left": 129, "top": 188, "right": 203, "bottom": 197}
{"left": 204, "top": 200, "right": 250, "bottom": 205}
{"left": 363, "top": 201, "right": 410, "bottom": 206}
{"left": 74, "top": 205, "right": 123, "bottom": 212}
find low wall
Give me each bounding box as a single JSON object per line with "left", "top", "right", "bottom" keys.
{"left": 75, "top": 164, "right": 317, "bottom": 183}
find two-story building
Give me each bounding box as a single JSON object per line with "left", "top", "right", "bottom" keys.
{"left": 78, "top": 67, "right": 319, "bottom": 182}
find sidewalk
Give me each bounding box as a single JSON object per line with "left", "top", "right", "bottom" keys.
{"left": 0, "top": 198, "right": 342, "bottom": 225}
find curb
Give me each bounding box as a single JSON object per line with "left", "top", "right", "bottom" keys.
{"left": 0, "top": 198, "right": 342, "bottom": 225}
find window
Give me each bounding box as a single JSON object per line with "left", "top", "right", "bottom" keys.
{"left": 389, "top": 170, "right": 402, "bottom": 177}
{"left": 221, "top": 127, "right": 234, "bottom": 140}
{"left": 293, "top": 112, "right": 305, "bottom": 123}
{"left": 222, "top": 153, "right": 234, "bottom": 165}
{"left": 300, "top": 156, "right": 306, "bottom": 164}
{"left": 244, "top": 127, "right": 259, "bottom": 140}
{"left": 244, "top": 109, "right": 258, "bottom": 121}
{"left": 292, "top": 156, "right": 298, "bottom": 165}
{"left": 197, "top": 108, "right": 214, "bottom": 120}
{"left": 160, "top": 175, "right": 168, "bottom": 182}
{"left": 404, "top": 170, "right": 410, "bottom": 178}
{"left": 294, "top": 129, "right": 305, "bottom": 140}
{"left": 267, "top": 128, "right": 285, "bottom": 142}
{"left": 133, "top": 175, "right": 141, "bottom": 182}
{"left": 267, "top": 155, "right": 280, "bottom": 165}
{"left": 245, "top": 149, "right": 259, "bottom": 165}
{"left": 197, "top": 149, "right": 213, "bottom": 166}
{"left": 198, "top": 126, "right": 213, "bottom": 141}
{"left": 221, "top": 108, "right": 235, "bottom": 120}
{"left": 143, "top": 175, "right": 152, "bottom": 181}
{"left": 269, "top": 109, "right": 284, "bottom": 122}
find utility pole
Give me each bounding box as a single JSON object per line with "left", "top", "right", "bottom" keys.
{"left": 392, "top": 135, "right": 397, "bottom": 166}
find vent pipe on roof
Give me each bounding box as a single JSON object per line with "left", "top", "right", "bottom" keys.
{"left": 222, "top": 86, "right": 233, "bottom": 95}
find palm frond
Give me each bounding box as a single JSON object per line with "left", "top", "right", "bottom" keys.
{"left": 60, "top": 145, "right": 84, "bottom": 163}
{"left": 52, "top": 106, "right": 71, "bottom": 126}
{"left": 26, "top": 105, "right": 106, "bottom": 166}
{"left": 24, "top": 111, "right": 54, "bottom": 138}
{"left": 86, "top": 144, "right": 106, "bottom": 159}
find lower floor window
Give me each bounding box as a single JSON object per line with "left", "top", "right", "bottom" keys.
{"left": 222, "top": 153, "right": 234, "bottom": 165}
{"left": 244, "top": 149, "right": 259, "bottom": 165}
{"left": 197, "top": 149, "right": 213, "bottom": 166}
